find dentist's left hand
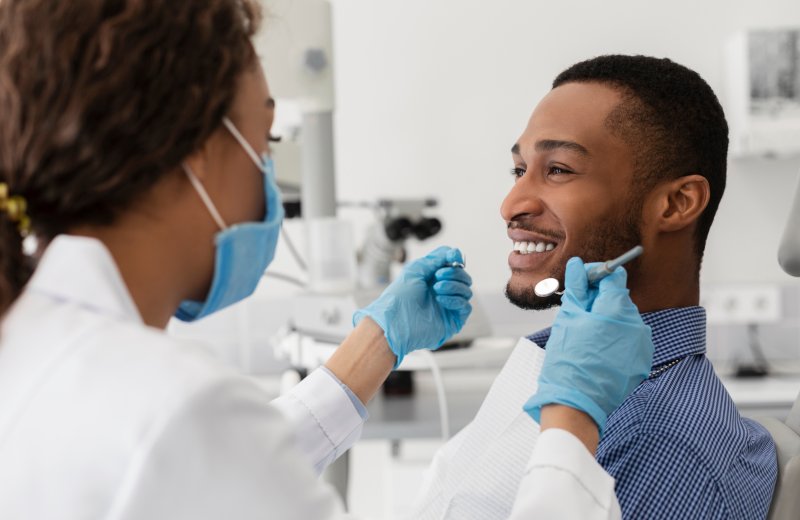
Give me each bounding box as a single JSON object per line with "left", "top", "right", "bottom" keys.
{"left": 353, "top": 246, "right": 473, "bottom": 368}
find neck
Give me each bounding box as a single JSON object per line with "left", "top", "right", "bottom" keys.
{"left": 72, "top": 217, "right": 206, "bottom": 329}
{"left": 629, "top": 245, "right": 700, "bottom": 313}
{"left": 69, "top": 171, "right": 218, "bottom": 329}
{"left": 631, "top": 278, "right": 699, "bottom": 314}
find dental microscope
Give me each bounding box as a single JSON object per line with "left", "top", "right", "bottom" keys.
{"left": 357, "top": 198, "right": 442, "bottom": 289}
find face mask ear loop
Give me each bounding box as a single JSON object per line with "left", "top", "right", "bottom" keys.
{"left": 182, "top": 163, "right": 228, "bottom": 231}
{"left": 222, "top": 117, "right": 267, "bottom": 169}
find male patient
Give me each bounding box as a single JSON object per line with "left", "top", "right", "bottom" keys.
{"left": 411, "top": 55, "right": 777, "bottom": 519}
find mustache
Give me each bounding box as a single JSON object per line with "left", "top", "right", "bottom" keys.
{"left": 507, "top": 219, "right": 565, "bottom": 241}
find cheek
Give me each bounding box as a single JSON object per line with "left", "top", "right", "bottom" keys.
{"left": 244, "top": 173, "right": 266, "bottom": 221}
{"left": 224, "top": 163, "right": 266, "bottom": 224}
{"left": 548, "top": 189, "right": 598, "bottom": 230}
{"left": 552, "top": 186, "right": 620, "bottom": 243}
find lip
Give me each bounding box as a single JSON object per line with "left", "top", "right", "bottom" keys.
{"left": 507, "top": 229, "right": 563, "bottom": 244}
{"left": 508, "top": 248, "right": 558, "bottom": 270}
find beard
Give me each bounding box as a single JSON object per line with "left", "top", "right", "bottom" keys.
{"left": 505, "top": 203, "right": 643, "bottom": 311}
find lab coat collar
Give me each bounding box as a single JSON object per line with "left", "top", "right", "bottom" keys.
{"left": 526, "top": 306, "right": 708, "bottom": 369}
{"left": 27, "top": 235, "right": 144, "bottom": 324}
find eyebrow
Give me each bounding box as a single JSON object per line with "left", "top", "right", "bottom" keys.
{"left": 266, "top": 97, "right": 275, "bottom": 108}
{"left": 511, "top": 139, "right": 590, "bottom": 157}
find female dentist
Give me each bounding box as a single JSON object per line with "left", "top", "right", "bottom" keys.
{"left": 0, "top": 1, "right": 652, "bottom": 518}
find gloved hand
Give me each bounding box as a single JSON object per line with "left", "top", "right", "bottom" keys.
{"left": 523, "top": 257, "right": 654, "bottom": 436}
{"left": 353, "top": 246, "right": 473, "bottom": 368}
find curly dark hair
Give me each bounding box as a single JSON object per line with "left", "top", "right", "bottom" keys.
{"left": 0, "top": 0, "right": 262, "bottom": 316}
{"left": 553, "top": 55, "right": 729, "bottom": 263}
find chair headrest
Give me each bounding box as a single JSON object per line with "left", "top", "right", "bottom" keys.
{"left": 778, "top": 173, "right": 800, "bottom": 277}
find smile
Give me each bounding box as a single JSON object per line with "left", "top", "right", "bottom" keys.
{"left": 512, "top": 240, "right": 556, "bottom": 255}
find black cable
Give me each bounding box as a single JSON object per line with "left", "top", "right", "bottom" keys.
{"left": 747, "top": 323, "right": 771, "bottom": 370}
{"left": 734, "top": 323, "right": 771, "bottom": 378}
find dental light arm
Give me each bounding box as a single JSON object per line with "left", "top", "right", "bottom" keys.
{"left": 778, "top": 172, "right": 800, "bottom": 277}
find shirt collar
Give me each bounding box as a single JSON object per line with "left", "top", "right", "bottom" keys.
{"left": 527, "top": 306, "right": 707, "bottom": 368}
{"left": 27, "top": 235, "right": 144, "bottom": 323}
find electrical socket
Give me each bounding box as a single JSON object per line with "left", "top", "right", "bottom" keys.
{"left": 701, "top": 284, "right": 782, "bottom": 324}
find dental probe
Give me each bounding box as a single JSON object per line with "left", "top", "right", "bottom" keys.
{"left": 587, "top": 245, "right": 643, "bottom": 283}
{"left": 533, "top": 245, "right": 644, "bottom": 297}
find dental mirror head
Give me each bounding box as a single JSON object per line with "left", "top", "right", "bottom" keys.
{"left": 534, "top": 277, "right": 561, "bottom": 297}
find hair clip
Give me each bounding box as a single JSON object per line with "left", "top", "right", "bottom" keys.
{"left": 0, "top": 183, "right": 31, "bottom": 236}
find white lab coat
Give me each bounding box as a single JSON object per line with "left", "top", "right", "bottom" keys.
{"left": 0, "top": 235, "right": 620, "bottom": 519}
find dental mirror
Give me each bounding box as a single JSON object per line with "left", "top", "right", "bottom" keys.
{"left": 534, "top": 277, "right": 562, "bottom": 297}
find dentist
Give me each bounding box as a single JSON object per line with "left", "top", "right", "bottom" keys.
{"left": 0, "top": 1, "right": 651, "bottom": 519}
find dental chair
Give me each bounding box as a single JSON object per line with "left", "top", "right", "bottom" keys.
{"left": 758, "top": 403, "right": 800, "bottom": 520}
{"left": 778, "top": 172, "right": 800, "bottom": 277}
{"left": 757, "top": 173, "right": 800, "bottom": 520}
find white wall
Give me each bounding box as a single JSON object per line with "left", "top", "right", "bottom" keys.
{"left": 329, "top": 0, "right": 800, "bottom": 291}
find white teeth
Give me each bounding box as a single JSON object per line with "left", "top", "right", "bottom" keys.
{"left": 512, "top": 241, "right": 557, "bottom": 254}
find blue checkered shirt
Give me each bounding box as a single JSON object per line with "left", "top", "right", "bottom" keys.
{"left": 528, "top": 307, "right": 777, "bottom": 519}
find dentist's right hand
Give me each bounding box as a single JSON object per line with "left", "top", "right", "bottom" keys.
{"left": 353, "top": 246, "right": 473, "bottom": 368}
{"left": 523, "top": 257, "right": 654, "bottom": 436}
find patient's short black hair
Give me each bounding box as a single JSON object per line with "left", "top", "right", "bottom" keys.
{"left": 553, "top": 55, "right": 728, "bottom": 261}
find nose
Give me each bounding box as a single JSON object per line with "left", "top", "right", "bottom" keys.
{"left": 500, "top": 176, "right": 545, "bottom": 224}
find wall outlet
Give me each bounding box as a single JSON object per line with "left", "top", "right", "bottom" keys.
{"left": 701, "top": 284, "right": 782, "bottom": 324}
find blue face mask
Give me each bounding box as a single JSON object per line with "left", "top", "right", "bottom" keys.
{"left": 175, "top": 117, "right": 284, "bottom": 322}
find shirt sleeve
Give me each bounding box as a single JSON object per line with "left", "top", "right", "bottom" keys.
{"left": 508, "top": 428, "right": 622, "bottom": 520}
{"left": 106, "top": 376, "right": 359, "bottom": 520}
{"left": 320, "top": 366, "right": 369, "bottom": 421}
{"left": 270, "top": 367, "right": 366, "bottom": 474}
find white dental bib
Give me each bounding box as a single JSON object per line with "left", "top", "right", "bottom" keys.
{"left": 410, "top": 337, "right": 546, "bottom": 519}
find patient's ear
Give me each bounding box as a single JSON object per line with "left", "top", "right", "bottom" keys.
{"left": 648, "top": 175, "right": 710, "bottom": 233}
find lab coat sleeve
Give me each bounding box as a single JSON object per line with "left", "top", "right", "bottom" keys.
{"left": 106, "top": 375, "right": 358, "bottom": 520}
{"left": 270, "top": 367, "right": 366, "bottom": 474}
{"left": 508, "top": 428, "right": 622, "bottom": 520}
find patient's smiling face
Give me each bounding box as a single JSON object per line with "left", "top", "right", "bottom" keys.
{"left": 501, "top": 82, "right": 644, "bottom": 310}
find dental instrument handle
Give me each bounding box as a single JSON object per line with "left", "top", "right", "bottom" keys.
{"left": 586, "top": 245, "right": 643, "bottom": 284}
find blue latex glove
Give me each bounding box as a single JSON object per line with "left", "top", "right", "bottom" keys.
{"left": 353, "top": 246, "right": 473, "bottom": 368}
{"left": 523, "top": 257, "right": 654, "bottom": 435}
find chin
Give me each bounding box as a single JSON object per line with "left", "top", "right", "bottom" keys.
{"left": 504, "top": 281, "right": 562, "bottom": 311}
